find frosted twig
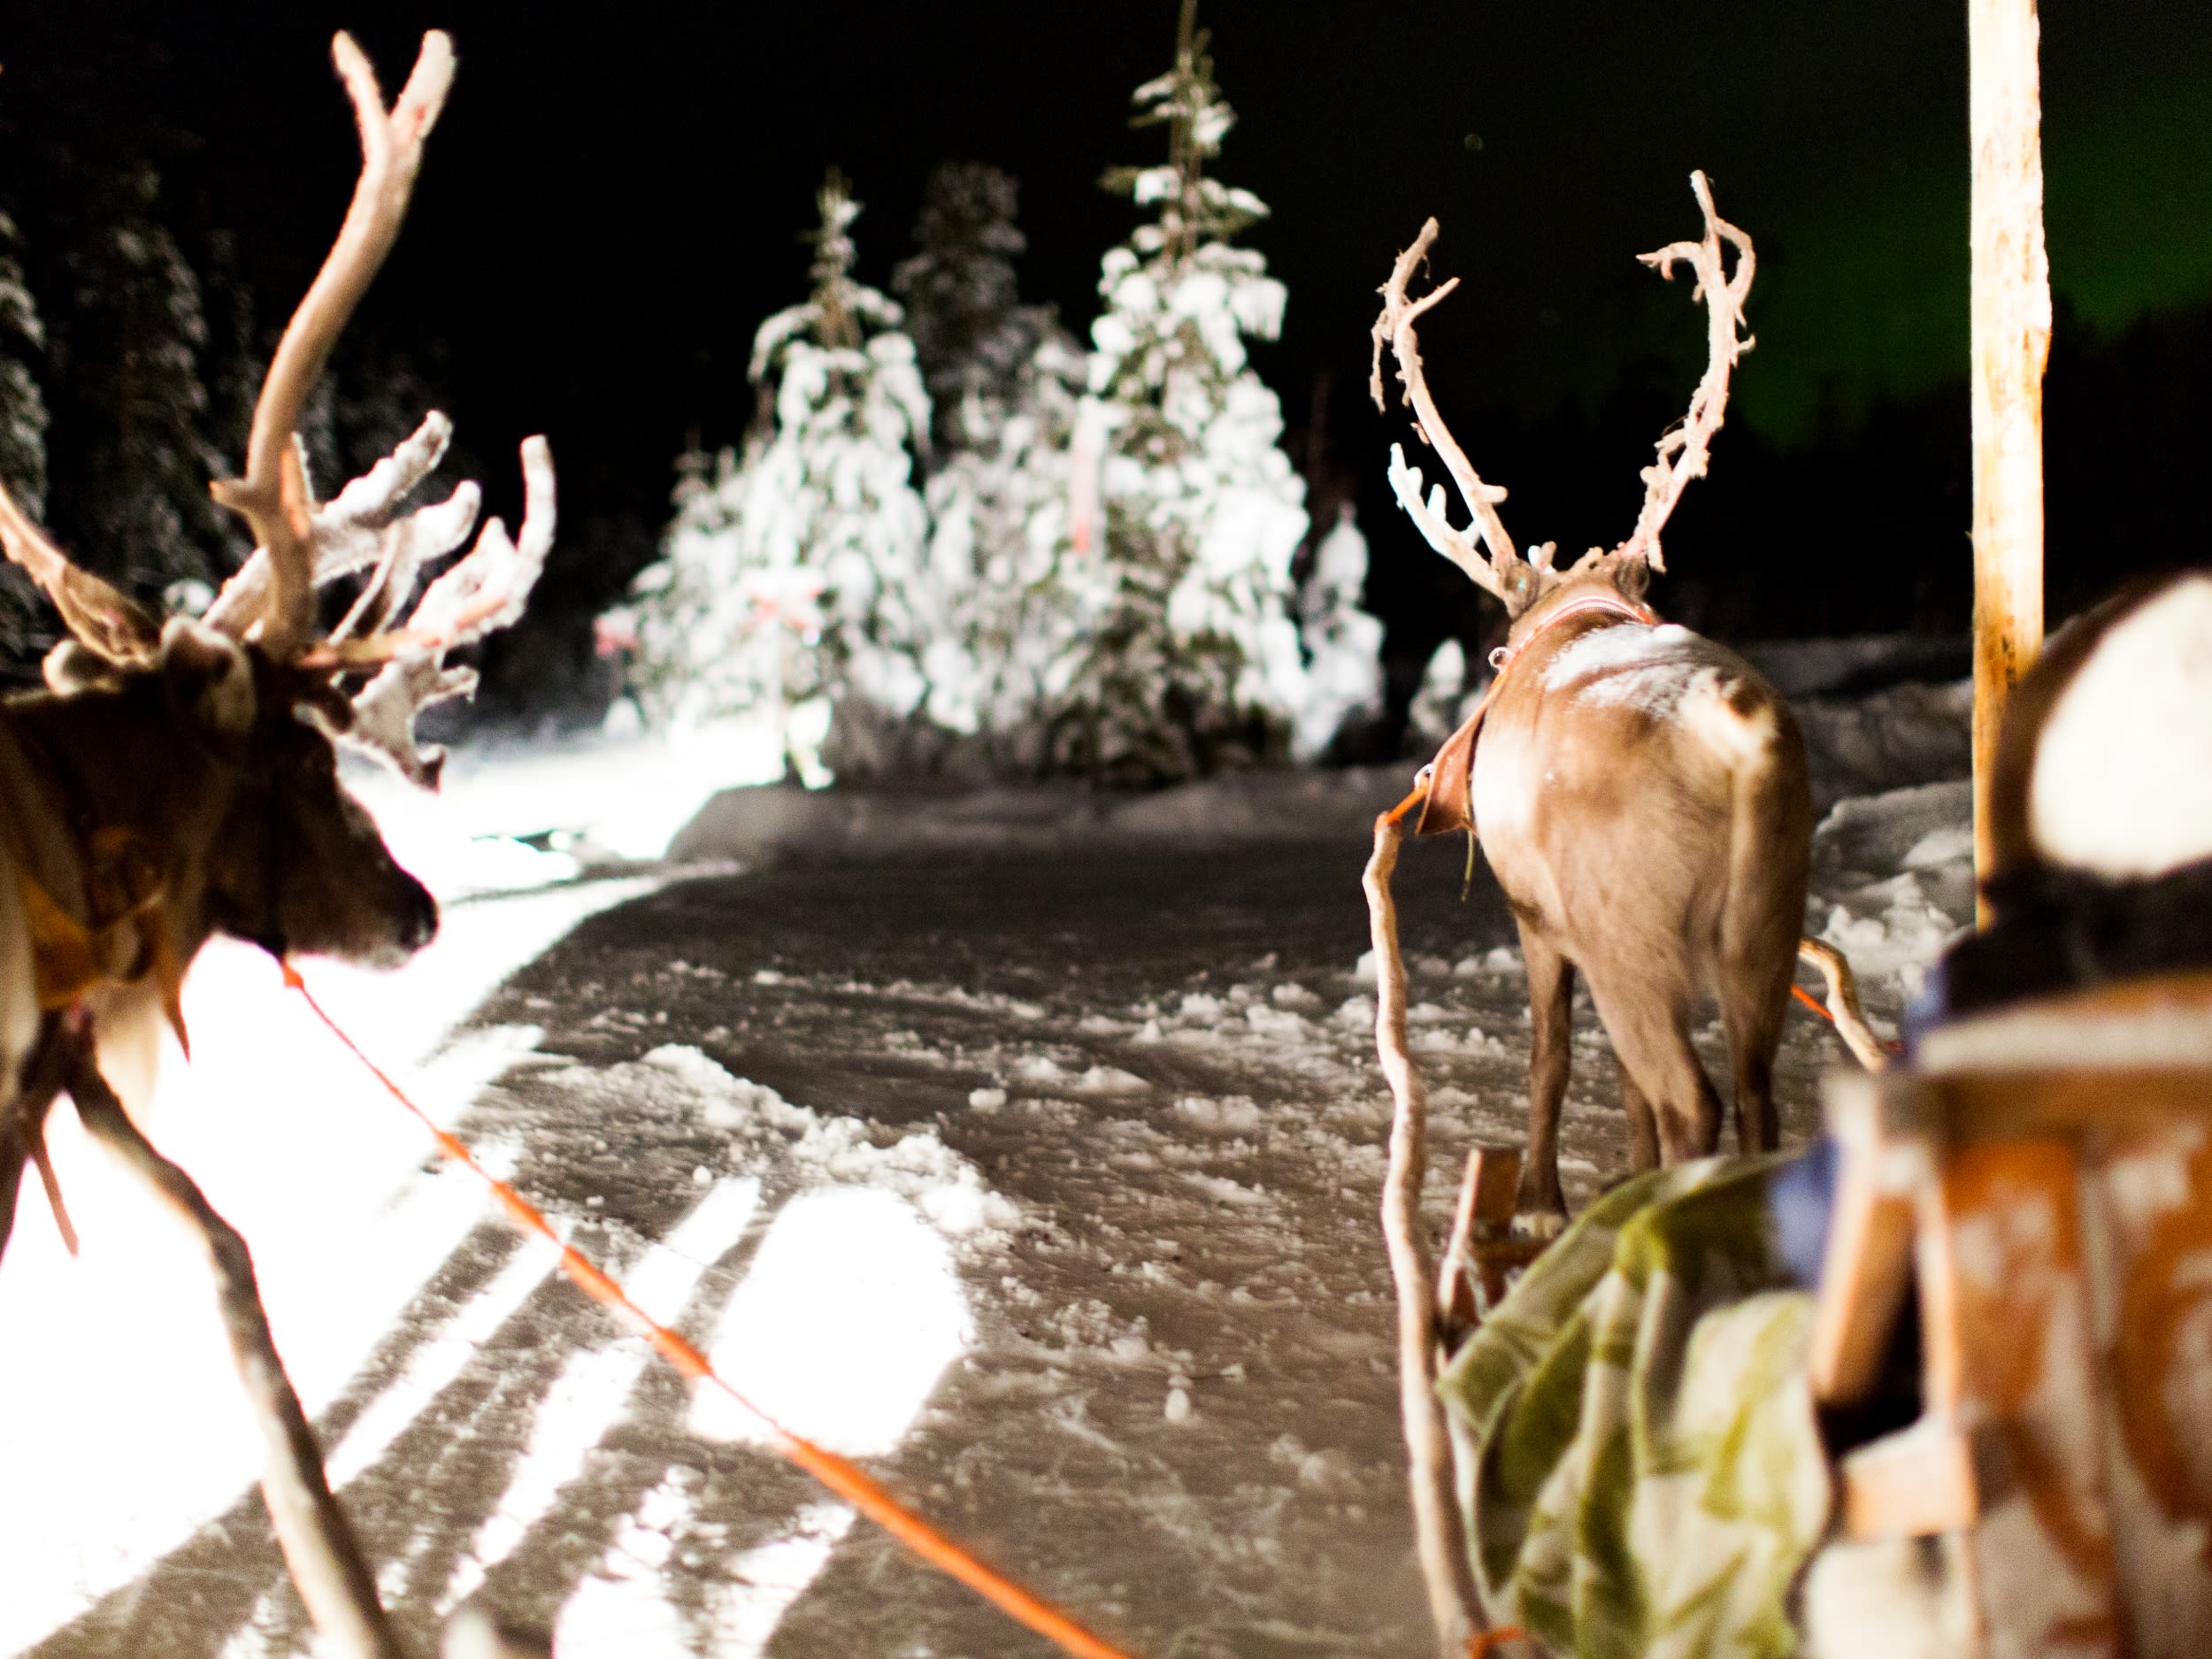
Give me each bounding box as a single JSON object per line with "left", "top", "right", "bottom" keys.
{"left": 1617, "top": 171, "right": 1755, "bottom": 573}
{"left": 1364, "top": 811, "right": 1486, "bottom": 1655}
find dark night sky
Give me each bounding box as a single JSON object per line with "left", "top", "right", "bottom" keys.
{"left": 6, "top": 2, "right": 2212, "bottom": 666}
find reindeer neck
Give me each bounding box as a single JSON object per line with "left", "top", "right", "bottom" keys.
{"left": 0, "top": 685, "right": 233, "bottom": 950}
{"left": 1494, "top": 583, "right": 1656, "bottom": 678}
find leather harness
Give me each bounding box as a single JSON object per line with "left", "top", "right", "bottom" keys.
{"left": 1410, "top": 588, "right": 1657, "bottom": 839}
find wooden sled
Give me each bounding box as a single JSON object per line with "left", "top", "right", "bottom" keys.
{"left": 1805, "top": 971, "right": 2212, "bottom": 1657}
{"left": 1430, "top": 973, "right": 2212, "bottom": 1657}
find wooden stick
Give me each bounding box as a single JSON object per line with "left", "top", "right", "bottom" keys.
{"left": 1363, "top": 812, "right": 1485, "bottom": 1654}
{"left": 1968, "top": 0, "right": 2050, "bottom": 923}
{"left": 64, "top": 1038, "right": 404, "bottom": 1659}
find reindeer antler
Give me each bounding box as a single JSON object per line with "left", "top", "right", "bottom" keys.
{"left": 208, "top": 32, "right": 456, "bottom": 658}
{"left": 0, "top": 485, "right": 163, "bottom": 665}
{"left": 1616, "top": 170, "right": 1754, "bottom": 573}
{"left": 340, "top": 435, "right": 556, "bottom": 787}
{"left": 1370, "top": 220, "right": 1552, "bottom": 612}
{"left": 203, "top": 412, "right": 483, "bottom": 641}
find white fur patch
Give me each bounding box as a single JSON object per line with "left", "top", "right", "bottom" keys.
{"left": 2032, "top": 576, "right": 2212, "bottom": 877}
{"left": 1681, "top": 670, "right": 1773, "bottom": 765}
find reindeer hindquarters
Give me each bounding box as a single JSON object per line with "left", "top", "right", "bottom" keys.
{"left": 1517, "top": 925, "right": 1577, "bottom": 1219}
{"left": 1714, "top": 692, "right": 1812, "bottom": 1156}
{"left": 1582, "top": 965, "right": 1724, "bottom": 1165}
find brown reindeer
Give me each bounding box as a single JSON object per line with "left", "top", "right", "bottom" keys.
{"left": 1371, "top": 174, "right": 1815, "bottom": 1223}
{"left": 0, "top": 32, "right": 554, "bottom": 1658}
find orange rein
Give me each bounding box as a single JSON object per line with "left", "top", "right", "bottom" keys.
{"left": 279, "top": 961, "right": 1144, "bottom": 1659}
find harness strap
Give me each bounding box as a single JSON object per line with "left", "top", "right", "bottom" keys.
{"left": 0, "top": 717, "right": 188, "bottom": 1052}
{"left": 1414, "top": 589, "right": 1656, "bottom": 839}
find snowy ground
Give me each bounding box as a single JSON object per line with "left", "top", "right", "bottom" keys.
{"left": 0, "top": 696, "right": 1974, "bottom": 1659}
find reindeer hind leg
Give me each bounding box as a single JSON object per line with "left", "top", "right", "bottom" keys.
{"left": 1586, "top": 970, "right": 1724, "bottom": 1165}
{"left": 1618, "top": 1066, "right": 1662, "bottom": 1173}
{"left": 1720, "top": 950, "right": 1793, "bottom": 1154}
{"left": 1516, "top": 925, "right": 1575, "bottom": 1225}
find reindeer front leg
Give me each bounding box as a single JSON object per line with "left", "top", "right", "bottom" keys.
{"left": 1516, "top": 926, "right": 1575, "bottom": 1229}
{"left": 62, "top": 1027, "right": 403, "bottom": 1659}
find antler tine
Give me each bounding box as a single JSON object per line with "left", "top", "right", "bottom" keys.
{"left": 341, "top": 437, "right": 555, "bottom": 788}
{"left": 204, "top": 411, "right": 463, "bottom": 634}
{"left": 1617, "top": 169, "right": 1755, "bottom": 573}
{"left": 1369, "top": 219, "right": 1518, "bottom": 603}
{"left": 208, "top": 31, "right": 456, "bottom": 658}
{"left": 0, "top": 477, "right": 163, "bottom": 665}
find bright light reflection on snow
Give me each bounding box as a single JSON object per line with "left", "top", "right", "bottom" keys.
{"left": 439, "top": 1179, "right": 761, "bottom": 1615}
{"left": 548, "top": 1187, "right": 966, "bottom": 1656}
{"left": 0, "top": 866, "right": 658, "bottom": 1657}
{"left": 702, "top": 1503, "right": 858, "bottom": 1655}
{"left": 689, "top": 1185, "right": 972, "bottom": 1456}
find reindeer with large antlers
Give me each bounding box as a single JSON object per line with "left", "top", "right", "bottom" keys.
{"left": 0, "top": 32, "right": 551, "bottom": 1658}
{"left": 1372, "top": 173, "right": 1822, "bottom": 1224}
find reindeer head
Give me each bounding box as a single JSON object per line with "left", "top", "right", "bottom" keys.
{"left": 0, "top": 32, "right": 552, "bottom": 969}
{"left": 1370, "top": 172, "right": 1754, "bottom": 631}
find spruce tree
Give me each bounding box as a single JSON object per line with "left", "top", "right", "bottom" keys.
{"left": 50, "top": 165, "right": 224, "bottom": 602}
{"left": 0, "top": 209, "right": 49, "bottom": 659}
{"left": 890, "top": 163, "right": 1092, "bottom": 772}
{"left": 626, "top": 172, "right": 932, "bottom": 781}
{"left": 1290, "top": 504, "right": 1384, "bottom": 759}
{"left": 1063, "top": 0, "right": 1308, "bottom": 784}
{"left": 895, "top": 163, "right": 1054, "bottom": 459}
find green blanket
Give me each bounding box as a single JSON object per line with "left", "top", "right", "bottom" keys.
{"left": 1436, "top": 1156, "right": 1830, "bottom": 1659}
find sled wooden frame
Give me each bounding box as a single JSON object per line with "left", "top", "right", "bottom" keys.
{"left": 1809, "top": 972, "right": 2212, "bottom": 1659}
{"left": 1433, "top": 1146, "right": 1548, "bottom": 1349}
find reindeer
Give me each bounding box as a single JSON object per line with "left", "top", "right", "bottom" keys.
{"left": 1371, "top": 174, "right": 1816, "bottom": 1225}
{"left": 0, "top": 32, "right": 553, "bottom": 1658}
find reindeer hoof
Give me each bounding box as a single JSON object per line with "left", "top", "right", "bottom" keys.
{"left": 1510, "top": 1208, "right": 1567, "bottom": 1242}
{"left": 444, "top": 1605, "right": 552, "bottom": 1659}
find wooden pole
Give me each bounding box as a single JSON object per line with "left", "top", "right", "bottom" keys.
{"left": 1968, "top": 0, "right": 2051, "bottom": 921}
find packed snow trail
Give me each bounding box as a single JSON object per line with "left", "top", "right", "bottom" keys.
{"left": 8, "top": 755, "right": 1966, "bottom": 1658}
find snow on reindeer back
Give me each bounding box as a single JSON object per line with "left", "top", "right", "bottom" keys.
{"left": 1539, "top": 621, "right": 1739, "bottom": 718}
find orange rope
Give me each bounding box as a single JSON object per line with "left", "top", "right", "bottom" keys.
{"left": 279, "top": 961, "right": 1143, "bottom": 1659}
{"left": 1789, "top": 982, "right": 1832, "bottom": 1022}
{"left": 1385, "top": 780, "right": 1430, "bottom": 826}
{"left": 1467, "top": 1629, "right": 1530, "bottom": 1656}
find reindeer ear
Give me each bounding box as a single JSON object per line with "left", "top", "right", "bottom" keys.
{"left": 1613, "top": 553, "right": 1652, "bottom": 602}
{"left": 159, "top": 617, "right": 257, "bottom": 740}
{"left": 42, "top": 640, "right": 130, "bottom": 696}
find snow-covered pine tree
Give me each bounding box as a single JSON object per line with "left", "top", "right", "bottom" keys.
{"left": 894, "top": 163, "right": 1052, "bottom": 460}
{"left": 1060, "top": 0, "right": 1308, "bottom": 784}
{"left": 624, "top": 172, "right": 932, "bottom": 781}
{"left": 0, "top": 208, "right": 49, "bottom": 660}
{"left": 890, "top": 163, "right": 1090, "bottom": 772}
{"left": 51, "top": 165, "right": 224, "bottom": 602}
{"left": 1290, "top": 503, "right": 1384, "bottom": 759}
